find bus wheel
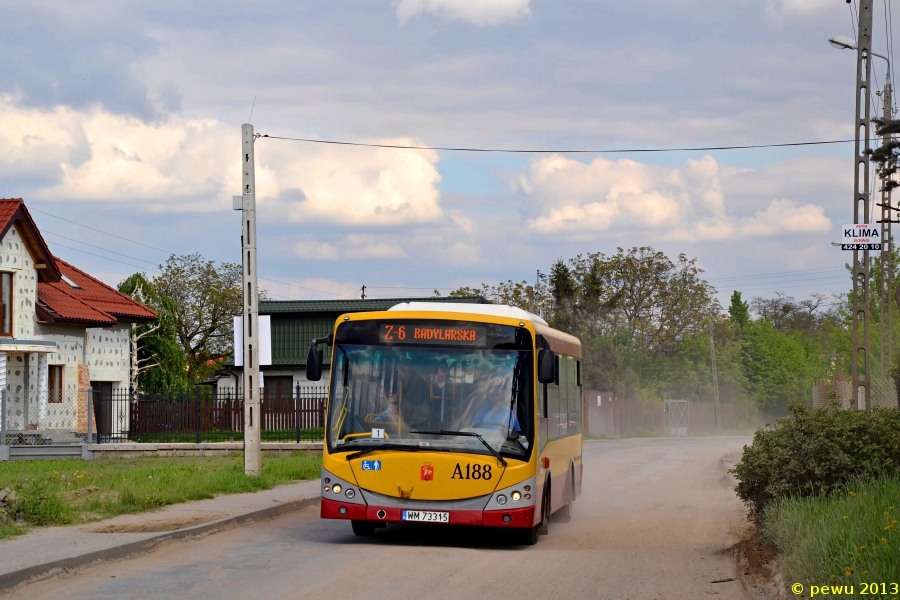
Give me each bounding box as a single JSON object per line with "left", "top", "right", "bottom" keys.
{"left": 522, "top": 522, "right": 540, "bottom": 545}
{"left": 554, "top": 472, "right": 573, "bottom": 523}
{"left": 351, "top": 520, "right": 376, "bottom": 536}
{"left": 538, "top": 482, "right": 550, "bottom": 535}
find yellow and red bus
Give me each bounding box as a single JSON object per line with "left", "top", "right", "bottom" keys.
{"left": 307, "top": 302, "right": 583, "bottom": 544}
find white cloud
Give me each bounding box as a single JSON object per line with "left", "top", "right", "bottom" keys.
{"left": 262, "top": 141, "right": 444, "bottom": 227}
{"left": 395, "top": 0, "right": 531, "bottom": 26}
{"left": 516, "top": 154, "right": 832, "bottom": 242}
{"left": 293, "top": 241, "right": 340, "bottom": 261}
{"left": 0, "top": 96, "right": 445, "bottom": 225}
{"left": 765, "top": 0, "right": 832, "bottom": 17}
{"left": 737, "top": 198, "right": 831, "bottom": 237}
{"left": 293, "top": 234, "right": 408, "bottom": 261}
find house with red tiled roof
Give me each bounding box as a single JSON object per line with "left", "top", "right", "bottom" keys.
{"left": 0, "top": 199, "right": 156, "bottom": 438}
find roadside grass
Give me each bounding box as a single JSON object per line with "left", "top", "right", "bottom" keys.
{"left": 127, "top": 428, "right": 324, "bottom": 443}
{"left": 763, "top": 476, "right": 900, "bottom": 586}
{"left": 0, "top": 452, "right": 321, "bottom": 540}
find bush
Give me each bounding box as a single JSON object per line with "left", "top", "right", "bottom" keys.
{"left": 731, "top": 403, "right": 900, "bottom": 522}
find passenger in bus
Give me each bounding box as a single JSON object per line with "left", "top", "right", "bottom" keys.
{"left": 396, "top": 360, "right": 433, "bottom": 431}
{"left": 472, "top": 376, "right": 520, "bottom": 432}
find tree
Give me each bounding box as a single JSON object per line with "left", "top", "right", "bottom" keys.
{"left": 549, "top": 259, "right": 576, "bottom": 306}
{"left": 728, "top": 291, "right": 750, "bottom": 328}
{"left": 118, "top": 273, "right": 190, "bottom": 394}
{"left": 750, "top": 292, "right": 833, "bottom": 335}
{"left": 151, "top": 253, "right": 246, "bottom": 384}
{"left": 740, "top": 320, "right": 822, "bottom": 409}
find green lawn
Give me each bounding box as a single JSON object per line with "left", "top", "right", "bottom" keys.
{"left": 126, "top": 428, "right": 324, "bottom": 443}
{"left": 764, "top": 476, "right": 900, "bottom": 587}
{"left": 0, "top": 452, "right": 322, "bottom": 539}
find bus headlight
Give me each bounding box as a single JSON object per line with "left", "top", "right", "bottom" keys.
{"left": 511, "top": 491, "right": 522, "bottom": 502}
{"left": 345, "top": 489, "right": 356, "bottom": 499}
{"left": 496, "top": 494, "right": 507, "bottom": 505}
{"left": 333, "top": 484, "right": 343, "bottom": 494}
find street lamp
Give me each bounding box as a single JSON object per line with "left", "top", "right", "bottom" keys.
{"left": 829, "top": 35, "right": 891, "bottom": 82}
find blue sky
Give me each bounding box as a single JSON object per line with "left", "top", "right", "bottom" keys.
{"left": 0, "top": 0, "right": 887, "bottom": 304}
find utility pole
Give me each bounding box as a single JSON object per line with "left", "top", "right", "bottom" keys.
{"left": 360, "top": 285, "right": 366, "bottom": 300}
{"left": 852, "top": 0, "right": 874, "bottom": 411}
{"left": 241, "top": 124, "right": 261, "bottom": 475}
{"left": 709, "top": 323, "right": 721, "bottom": 431}
{"left": 879, "top": 82, "right": 894, "bottom": 381}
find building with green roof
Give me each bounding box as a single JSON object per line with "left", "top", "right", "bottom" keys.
{"left": 217, "top": 296, "right": 489, "bottom": 396}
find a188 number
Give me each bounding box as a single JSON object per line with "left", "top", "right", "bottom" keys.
{"left": 451, "top": 463, "right": 492, "bottom": 480}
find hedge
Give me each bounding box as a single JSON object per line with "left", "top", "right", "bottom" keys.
{"left": 731, "top": 403, "right": 900, "bottom": 522}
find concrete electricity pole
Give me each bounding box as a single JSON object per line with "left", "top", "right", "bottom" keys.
{"left": 708, "top": 323, "right": 721, "bottom": 431}
{"left": 879, "top": 82, "right": 893, "bottom": 381}
{"left": 852, "top": 0, "right": 874, "bottom": 411}
{"left": 241, "top": 124, "right": 261, "bottom": 475}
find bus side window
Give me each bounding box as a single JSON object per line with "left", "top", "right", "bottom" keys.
{"left": 539, "top": 383, "right": 547, "bottom": 419}
{"left": 558, "top": 357, "right": 569, "bottom": 438}
{"left": 548, "top": 378, "right": 560, "bottom": 441}
{"left": 567, "top": 358, "right": 578, "bottom": 436}
{"left": 575, "top": 359, "right": 583, "bottom": 434}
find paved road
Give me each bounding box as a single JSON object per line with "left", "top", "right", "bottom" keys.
{"left": 4, "top": 437, "right": 751, "bottom": 600}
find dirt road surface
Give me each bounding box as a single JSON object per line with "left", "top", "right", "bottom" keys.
{"left": 3, "top": 436, "right": 751, "bottom": 600}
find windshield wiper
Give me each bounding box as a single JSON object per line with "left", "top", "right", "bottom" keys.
{"left": 345, "top": 443, "right": 431, "bottom": 461}
{"left": 412, "top": 430, "right": 508, "bottom": 467}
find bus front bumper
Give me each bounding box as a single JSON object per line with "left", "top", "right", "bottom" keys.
{"left": 321, "top": 497, "right": 536, "bottom": 528}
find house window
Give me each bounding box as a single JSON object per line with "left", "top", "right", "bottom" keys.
{"left": 49, "top": 365, "right": 64, "bottom": 403}
{"left": 0, "top": 272, "right": 11, "bottom": 336}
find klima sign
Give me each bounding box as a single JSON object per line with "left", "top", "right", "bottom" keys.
{"left": 841, "top": 224, "right": 882, "bottom": 250}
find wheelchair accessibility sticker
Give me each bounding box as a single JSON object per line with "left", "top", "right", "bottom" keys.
{"left": 361, "top": 460, "right": 382, "bottom": 471}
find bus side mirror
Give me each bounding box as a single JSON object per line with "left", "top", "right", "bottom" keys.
{"left": 306, "top": 344, "right": 324, "bottom": 381}
{"left": 538, "top": 349, "right": 556, "bottom": 384}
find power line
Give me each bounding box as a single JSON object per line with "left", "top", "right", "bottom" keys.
{"left": 43, "top": 230, "right": 158, "bottom": 267}
{"left": 29, "top": 207, "right": 172, "bottom": 254}
{"left": 48, "top": 241, "right": 163, "bottom": 273}
{"left": 30, "top": 206, "right": 357, "bottom": 299}
{"left": 719, "top": 277, "right": 850, "bottom": 292}
{"left": 258, "top": 134, "right": 855, "bottom": 154}
{"left": 707, "top": 266, "right": 845, "bottom": 283}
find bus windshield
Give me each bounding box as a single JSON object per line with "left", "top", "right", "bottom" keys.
{"left": 327, "top": 344, "right": 534, "bottom": 461}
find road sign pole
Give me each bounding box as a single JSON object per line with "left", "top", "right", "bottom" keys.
{"left": 241, "top": 124, "right": 261, "bottom": 475}
{"left": 852, "top": 0, "right": 874, "bottom": 411}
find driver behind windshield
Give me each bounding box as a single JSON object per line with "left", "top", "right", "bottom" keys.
{"left": 472, "top": 374, "right": 520, "bottom": 433}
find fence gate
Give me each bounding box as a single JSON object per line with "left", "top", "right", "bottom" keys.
{"left": 664, "top": 400, "right": 689, "bottom": 436}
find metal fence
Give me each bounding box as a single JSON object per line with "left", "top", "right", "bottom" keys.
{"left": 94, "top": 386, "right": 327, "bottom": 444}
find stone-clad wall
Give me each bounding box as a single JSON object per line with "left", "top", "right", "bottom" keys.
{"left": 0, "top": 223, "right": 135, "bottom": 432}
{"left": 26, "top": 324, "right": 133, "bottom": 430}
{"left": 86, "top": 325, "right": 130, "bottom": 386}
{"left": 0, "top": 225, "right": 37, "bottom": 339}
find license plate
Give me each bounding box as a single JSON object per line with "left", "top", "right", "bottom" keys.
{"left": 402, "top": 510, "right": 449, "bottom": 523}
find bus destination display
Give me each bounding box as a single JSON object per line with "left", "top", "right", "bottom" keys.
{"left": 379, "top": 323, "right": 486, "bottom": 347}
